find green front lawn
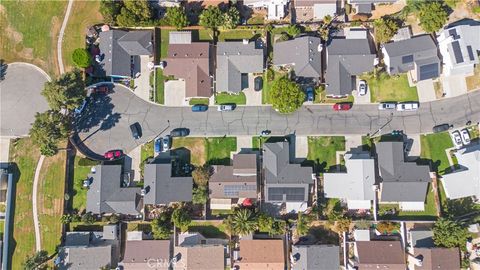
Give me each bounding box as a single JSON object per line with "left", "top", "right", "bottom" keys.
{"left": 150, "top": 68, "right": 169, "bottom": 104}
{"left": 315, "top": 86, "right": 354, "bottom": 104}
{"left": 206, "top": 137, "right": 237, "bottom": 165}
{"left": 363, "top": 73, "right": 418, "bottom": 103}
{"left": 141, "top": 141, "right": 154, "bottom": 163}
{"left": 188, "top": 221, "right": 229, "bottom": 238}
{"left": 71, "top": 156, "right": 100, "bottom": 213}
{"left": 215, "top": 92, "right": 246, "bottom": 105}
{"left": 189, "top": 98, "right": 210, "bottom": 105}
{"left": 218, "top": 29, "right": 262, "bottom": 41}
{"left": 306, "top": 136, "right": 346, "bottom": 173}
{"left": 420, "top": 132, "right": 454, "bottom": 175}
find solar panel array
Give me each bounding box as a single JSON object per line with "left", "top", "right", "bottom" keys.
{"left": 402, "top": 54, "right": 414, "bottom": 64}
{"left": 419, "top": 63, "right": 439, "bottom": 81}
{"left": 267, "top": 187, "right": 305, "bottom": 201}
{"left": 224, "top": 184, "right": 256, "bottom": 197}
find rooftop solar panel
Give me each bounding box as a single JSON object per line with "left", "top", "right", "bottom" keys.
{"left": 451, "top": 41, "right": 464, "bottom": 64}
{"left": 267, "top": 187, "right": 305, "bottom": 202}
{"left": 467, "top": 46, "right": 475, "bottom": 61}
{"left": 419, "top": 63, "right": 439, "bottom": 81}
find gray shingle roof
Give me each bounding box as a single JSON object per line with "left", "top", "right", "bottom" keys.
{"left": 292, "top": 245, "right": 340, "bottom": 270}
{"left": 273, "top": 36, "right": 322, "bottom": 78}
{"left": 376, "top": 142, "right": 431, "bottom": 202}
{"left": 144, "top": 163, "right": 192, "bottom": 205}
{"left": 383, "top": 35, "right": 440, "bottom": 80}
{"left": 410, "top": 229, "right": 434, "bottom": 248}
{"left": 325, "top": 29, "right": 376, "bottom": 96}
{"left": 98, "top": 30, "right": 152, "bottom": 77}
{"left": 216, "top": 41, "right": 264, "bottom": 93}
{"left": 86, "top": 165, "right": 142, "bottom": 215}
{"left": 60, "top": 245, "right": 113, "bottom": 270}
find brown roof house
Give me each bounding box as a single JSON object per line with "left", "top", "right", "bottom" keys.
{"left": 353, "top": 241, "right": 406, "bottom": 270}
{"left": 163, "top": 31, "right": 213, "bottom": 98}
{"left": 235, "top": 239, "right": 286, "bottom": 270}
{"left": 173, "top": 245, "right": 226, "bottom": 270}
{"left": 209, "top": 154, "right": 258, "bottom": 210}
{"left": 122, "top": 239, "right": 171, "bottom": 270}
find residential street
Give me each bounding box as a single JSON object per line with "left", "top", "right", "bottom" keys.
{"left": 76, "top": 84, "right": 480, "bottom": 154}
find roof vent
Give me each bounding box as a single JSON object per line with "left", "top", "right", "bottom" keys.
{"left": 200, "top": 53, "right": 203, "bottom": 56}
{"left": 243, "top": 39, "right": 249, "bottom": 45}
{"left": 201, "top": 80, "right": 204, "bottom": 83}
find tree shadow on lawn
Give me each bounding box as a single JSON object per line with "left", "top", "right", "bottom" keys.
{"left": 188, "top": 224, "right": 228, "bottom": 239}
{"left": 308, "top": 225, "right": 339, "bottom": 245}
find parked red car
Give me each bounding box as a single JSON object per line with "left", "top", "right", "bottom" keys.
{"left": 104, "top": 150, "right": 123, "bottom": 160}
{"left": 333, "top": 103, "right": 352, "bottom": 111}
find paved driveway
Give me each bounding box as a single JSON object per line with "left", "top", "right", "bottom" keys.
{"left": 416, "top": 79, "right": 437, "bottom": 102}
{"left": 442, "top": 74, "right": 467, "bottom": 98}
{"left": 164, "top": 80, "right": 186, "bottom": 106}
{"left": 77, "top": 84, "right": 480, "bottom": 155}
{"left": 0, "top": 63, "right": 50, "bottom": 137}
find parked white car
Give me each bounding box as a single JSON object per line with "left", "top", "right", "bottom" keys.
{"left": 461, "top": 129, "right": 471, "bottom": 145}
{"left": 358, "top": 80, "right": 367, "bottom": 96}
{"left": 218, "top": 104, "right": 236, "bottom": 111}
{"left": 451, "top": 130, "right": 463, "bottom": 148}
{"left": 396, "top": 102, "right": 419, "bottom": 111}
{"left": 378, "top": 102, "right": 396, "bottom": 110}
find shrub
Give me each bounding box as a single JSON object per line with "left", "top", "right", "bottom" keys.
{"left": 376, "top": 221, "right": 400, "bottom": 234}
{"left": 72, "top": 48, "right": 92, "bottom": 68}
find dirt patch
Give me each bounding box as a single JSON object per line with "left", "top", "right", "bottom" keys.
{"left": 172, "top": 138, "right": 206, "bottom": 166}
{"left": 370, "top": 1, "right": 406, "bottom": 19}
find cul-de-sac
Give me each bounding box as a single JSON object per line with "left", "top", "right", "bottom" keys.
{"left": 1, "top": 0, "right": 480, "bottom": 269}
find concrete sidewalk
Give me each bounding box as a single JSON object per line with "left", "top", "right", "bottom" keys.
{"left": 0, "top": 138, "right": 10, "bottom": 165}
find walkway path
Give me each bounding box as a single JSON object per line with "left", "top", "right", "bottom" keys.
{"left": 33, "top": 0, "right": 73, "bottom": 252}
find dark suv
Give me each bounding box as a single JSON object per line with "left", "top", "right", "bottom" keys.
{"left": 432, "top": 124, "right": 451, "bottom": 133}
{"left": 130, "top": 122, "right": 142, "bottom": 139}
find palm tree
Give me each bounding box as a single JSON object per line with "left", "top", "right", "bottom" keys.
{"left": 230, "top": 208, "right": 257, "bottom": 236}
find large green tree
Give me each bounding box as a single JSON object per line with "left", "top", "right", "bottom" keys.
{"left": 257, "top": 212, "right": 274, "bottom": 232}
{"left": 166, "top": 6, "right": 189, "bottom": 30}
{"left": 374, "top": 17, "right": 399, "bottom": 44}
{"left": 269, "top": 77, "right": 305, "bottom": 114}
{"left": 99, "top": 0, "right": 123, "bottom": 25}
{"left": 286, "top": 24, "right": 302, "bottom": 38}
{"left": 433, "top": 218, "right": 469, "bottom": 248}
{"left": 30, "top": 111, "right": 69, "bottom": 156}
{"left": 192, "top": 186, "right": 208, "bottom": 205}
{"left": 22, "top": 250, "right": 49, "bottom": 270}
{"left": 116, "top": 0, "right": 153, "bottom": 27}
{"left": 172, "top": 208, "right": 191, "bottom": 231}
{"left": 199, "top": 6, "right": 224, "bottom": 30}
{"left": 296, "top": 212, "right": 310, "bottom": 236}
{"left": 192, "top": 165, "right": 210, "bottom": 187}
{"left": 418, "top": 1, "right": 448, "bottom": 33}
{"left": 152, "top": 212, "right": 172, "bottom": 240}
{"left": 223, "top": 6, "right": 240, "bottom": 30}
{"left": 72, "top": 48, "right": 92, "bottom": 68}
{"left": 228, "top": 208, "right": 257, "bottom": 236}
{"left": 41, "top": 69, "right": 85, "bottom": 111}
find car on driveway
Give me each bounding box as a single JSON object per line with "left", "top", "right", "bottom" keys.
{"left": 396, "top": 102, "right": 418, "bottom": 111}
{"left": 451, "top": 130, "right": 463, "bottom": 148}
{"left": 378, "top": 102, "right": 396, "bottom": 110}
{"left": 130, "top": 122, "right": 141, "bottom": 139}
{"left": 461, "top": 129, "right": 471, "bottom": 145}
{"left": 333, "top": 103, "right": 352, "bottom": 111}
{"left": 163, "top": 135, "right": 171, "bottom": 151}
{"left": 254, "top": 76, "right": 263, "bottom": 91}
{"left": 192, "top": 104, "right": 208, "bottom": 112}
{"left": 104, "top": 150, "right": 123, "bottom": 160}
{"left": 432, "top": 124, "right": 451, "bottom": 133}
{"left": 218, "top": 104, "right": 236, "bottom": 111}
{"left": 306, "top": 87, "right": 314, "bottom": 102}
{"left": 170, "top": 128, "right": 189, "bottom": 137}
{"left": 154, "top": 137, "right": 162, "bottom": 154}
{"left": 358, "top": 80, "right": 367, "bottom": 96}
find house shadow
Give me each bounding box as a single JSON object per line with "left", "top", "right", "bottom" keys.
{"left": 308, "top": 225, "right": 340, "bottom": 245}
{"left": 0, "top": 59, "right": 7, "bottom": 81}
{"left": 6, "top": 163, "right": 19, "bottom": 270}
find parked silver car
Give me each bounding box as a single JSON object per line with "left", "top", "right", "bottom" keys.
{"left": 460, "top": 129, "right": 471, "bottom": 145}
{"left": 378, "top": 102, "right": 396, "bottom": 110}
{"left": 450, "top": 131, "right": 463, "bottom": 149}
{"left": 396, "top": 102, "right": 419, "bottom": 111}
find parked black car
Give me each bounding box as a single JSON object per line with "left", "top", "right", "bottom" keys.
{"left": 254, "top": 76, "right": 263, "bottom": 91}
{"left": 170, "top": 128, "right": 190, "bottom": 137}
{"left": 130, "top": 122, "right": 142, "bottom": 139}
{"left": 432, "top": 124, "right": 451, "bottom": 133}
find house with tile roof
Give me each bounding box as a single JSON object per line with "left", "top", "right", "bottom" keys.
{"left": 235, "top": 239, "right": 286, "bottom": 270}
{"left": 323, "top": 150, "right": 376, "bottom": 210}
{"left": 163, "top": 31, "right": 213, "bottom": 98}
{"left": 291, "top": 244, "right": 340, "bottom": 270}
{"left": 376, "top": 141, "right": 432, "bottom": 211}
{"left": 382, "top": 35, "right": 441, "bottom": 82}
{"left": 121, "top": 239, "right": 171, "bottom": 270}
{"left": 209, "top": 153, "right": 258, "bottom": 210}
{"left": 143, "top": 163, "right": 193, "bottom": 205}
{"left": 353, "top": 240, "right": 406, "bottom": 270}
{"left": 325, "top": 28, "right": 377, "bottom": 97}
{"left": 86, "top": 165, "right": 143, "bottom": 216}
{"left": 263, "top": 141, "right": 315, "bottom": 214}
{"left": 215, "top": 40, "right": 264, "bottom": 93}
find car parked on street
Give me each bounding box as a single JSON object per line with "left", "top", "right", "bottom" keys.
{"left": 358, "top": 80, "right": 367, "bottom": 96}
{"left": 461, "top": 129, "right": 471, "bottom": 145}
{"left": 163, "top": 135, "right": 171, "bottom": 151}
{"left": 218, "top": 104, "right": 236, "bottom": 111}
{"left": 378, "top": 102, "right": 396, "bottom": 110}
{"left": 170, "top": 128, "right": 189, "bottom": 137}
{"left": 396, "top": 102, "right": 418, "bottom": 111}
{"left": 154, "top": 137, "right": 162, "bottom": 154}
{"left": 130, "top": 122, "right": 141, "bottom": 139}
{"left": 254, "top": 76, "right": 263, "bottom": 91}
{"left": 333, "top": 103, "right": 352, "bottom": 111}
{"left": 432, "top": 124, "right": 451, "bottom": 133}
{"left": 104, "top": 150, "right": 123, "bottom": 160}
{"left": 306, "top": 87, "right": 314, "bottom": 102}
{"left": 192, "top": 104, "right": 208, "bottom": 112}
{"left": 451, "top": 130, "right": 463, "bottom": 148}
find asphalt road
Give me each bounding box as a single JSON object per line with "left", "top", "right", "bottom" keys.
{"left": 77, "top": 84, "right": 480, "bottom": 154}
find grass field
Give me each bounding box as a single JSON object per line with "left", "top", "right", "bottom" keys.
{"left": 9, "top": 138, "right": 41, "bottom": 269}
{"left": 1, "top": 1, "right": 67, "bottom": 75}
{"left": 215, "top": 92, "right": 246, "bottom": 105}
{"left": 306, "top": 136, "right": 346, "bottom": 173}
{"left": 363, "top": 73, "right": 419, "bottom": 103}
{"left": 420, "top": 132, "right": 454, "bottom": 175}
{"left": 62, "top": 0, "right": 103, "bottom": 71}
{"left": 38, "top": 145, "right": 66, "bottom": 254}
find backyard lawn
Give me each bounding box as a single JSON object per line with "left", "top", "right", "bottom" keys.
{"left": 172, "top": 137, "right": 237, "bottom": 166}
{"left": 9, "top": 138, "right": 41, "bottom": 269}
{"left": 363, "top": 73, "right": 419, "bottom": 103}
{"left": 38, "top": 145, "right": 67, "bottom": 254}
{"left": 306, "top": 136, "right": 346, "bottom": 173}
{"left": 188, "top": 221, "right": 229, "bottom": 238}
{"left": 218, "top": 28, "right": 262, "bottom": 41}
{"left": 62, "top": 0, "right": 103, "bottom": 71}
{"left": 420, "top": 132, "right": 454, "bottom": 174}
{"left": 70, "top": 156, "right": 99, "bottom": 213}
{"left": 215, "top": 92, "right": 246, "bottom": 105}
{"left": 0, "top": 1, "right": 67, "bottom": 75}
